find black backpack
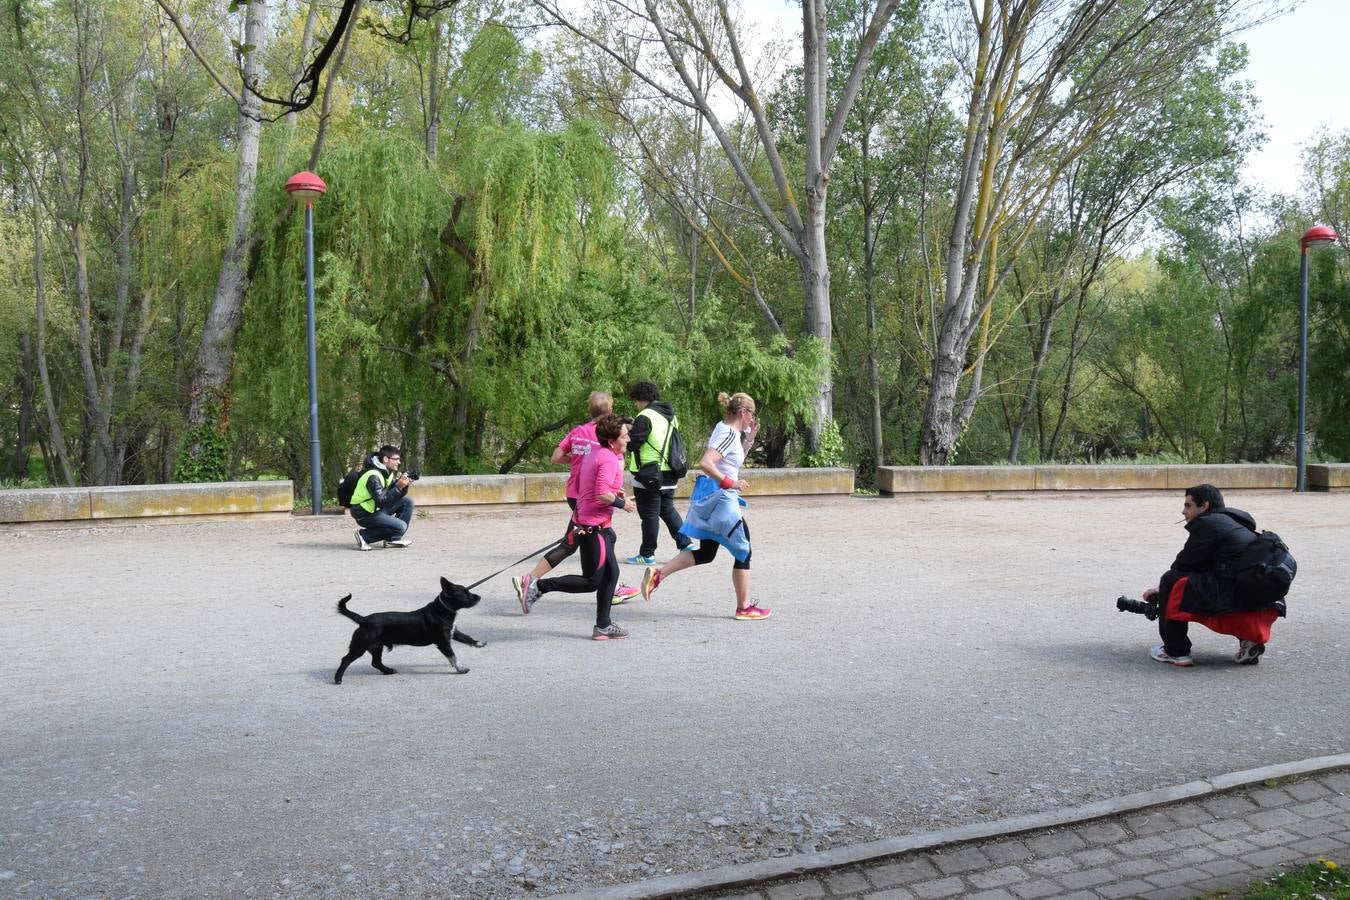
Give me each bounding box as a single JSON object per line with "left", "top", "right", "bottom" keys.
{"left": 1231, "top": 530, "right": 1297, "bottom": 605}
{"left": 336, "top": 464, "right": 374, "bottom": 508}
{"left": 663, "top": 421, "right": 689, "bottom": 479}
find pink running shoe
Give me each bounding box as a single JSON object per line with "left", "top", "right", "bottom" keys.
{"left": 639, "top": 566, "right": 661, "bottom": 600}
{"left": 734, "top": 604, "right": 771, "bottom": 621}
{"left": 612, "top": 584, "right": 639, "bottom": 605}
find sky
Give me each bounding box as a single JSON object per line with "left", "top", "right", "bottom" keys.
{"left": 740, "top": 0, "right": 1350, "bottom": 200}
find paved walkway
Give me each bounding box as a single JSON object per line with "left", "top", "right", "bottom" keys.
{"left": 694, "top": 769, "right": 1350, "bottom": 900}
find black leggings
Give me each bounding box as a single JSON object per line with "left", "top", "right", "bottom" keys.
{"left": 542, "top": 499, "right": 581, "bottom": 569}
{"left": 688, "top": 520, "right": 751, "bottom": 570}
{"left": 537, "top": 526, "right": 619, "bottom": 627}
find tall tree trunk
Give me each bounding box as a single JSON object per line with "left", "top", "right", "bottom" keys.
{"left": 1008, "top": 303, "right": 1057, "bottom": 463}
{"left": 10, "top": 334, "right": 36, "bottom": 478}
{"left": 861, "top": 134, "right": 882, "bottom": 468}
{"left": 30, "top": 199, "right": 74, "bottom": 485}
{"left": 183, "top": 0, "right": 268, "bottom": 466}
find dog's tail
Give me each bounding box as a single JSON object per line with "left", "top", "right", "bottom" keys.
{"left": 336, "top": 594, "right": 366, "bottom": 624}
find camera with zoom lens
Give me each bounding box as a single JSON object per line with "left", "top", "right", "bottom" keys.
{"left": 1116, "top": 595, "right": 1160, "bottom": 621}
{"left": 404, "top": 469, "right": 420, "bottom": 482}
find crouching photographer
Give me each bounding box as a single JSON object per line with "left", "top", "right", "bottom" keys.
{"left": 1121, "top": 483, "right": 1292, "bottom": 668}
{"left": 351, "top": 445, "right": 419, "bottom": 551}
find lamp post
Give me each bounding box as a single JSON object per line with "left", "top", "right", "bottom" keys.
{"left": 1296, "top": 224, "right": 1338, "bottom": 492}
{"left": 284, "top": 170, "right": 328, "bottom": 514}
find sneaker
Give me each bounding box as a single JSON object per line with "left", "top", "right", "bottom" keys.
{"left": 385, "top": 537, "right": 412, "bottom": 548}
{"left": 1150, "top": 644, "right": 1194, "bottom": 667}
{"left": 639, "top": 566, "right": 661, "bottom": 601}
{"left": 592, "top": 622, "right": 629, "bottom": 641}
{"left": 518, "top": 574, "right": 537, "bottom": 615}
{"left": 512, "top": 575, "right": 524, "bottom": 604}
{"left": 1235, "top": 640, "right": 1266, "bottom": 665}
{"left": 612, "top": 584, "right": 639, "bottom": 605}
{"left": 625, "top": 554, "right": 657, "bottom": 566}
{"left": 734, "top": 604, "right": 772, "bottom": 621}
{"left": 354, "top": 529, "right": 372, "bottom": 551}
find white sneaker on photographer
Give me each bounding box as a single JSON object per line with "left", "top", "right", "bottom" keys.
{"left": 355, "top": 529, "right": 372, "bottom": 551}
{"left": 385, "top": 537, "right": 412, "bottom": 548}
{"left": 1150, "top": 644, "right": 1193, "bottom": 667}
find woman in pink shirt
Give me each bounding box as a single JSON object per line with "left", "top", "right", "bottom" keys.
{"left": 514, "top": 393, "right": 639, "bottom": 608}
{"left": 520, "top": 413, "right": 635, "bottom": 640}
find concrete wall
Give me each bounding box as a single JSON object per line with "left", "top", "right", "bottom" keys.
{"left": 1308, "top": 464, "right": 1350, "bottom": 492}
{"left": 877, "top": 464, "right": 1297, "bottom": 494}
{"left": 0, "top": 481, "right": 294, "bottom": 525}
{"left": 414, "top": 467, "right": 856, "bottom": 506}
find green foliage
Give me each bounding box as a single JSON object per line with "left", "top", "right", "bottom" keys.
{"left": 1237, "top": 859, "right": 1349, "bottom": 899}
{"left": 802, "top": 420, "right": 845, "bottom": 468}
{"left": 173, "top": 402, "right": 229, "bottom": 483}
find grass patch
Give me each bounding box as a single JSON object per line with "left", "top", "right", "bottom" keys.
{"left": 1197, "top": 859, "right": 1348, "bottom": 899}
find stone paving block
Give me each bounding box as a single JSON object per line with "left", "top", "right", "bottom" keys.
{"left": 1244, "top": 845, "right": 1304, "bottom": 868}
{"left": 1209, "top": 837, "right": 1259, "bottom": 856}
{"left": 1008, "top": 879, "right": 1061, "bottom": 899}
{"left": 1121, "top": 812, "right": 1171, "bottom": 835}
{"left": 1164, "top": 826, "right": 1213, "bottom": 848}
{"left": 1025, "top": 855, "right": 1076, "bottom": 876}
{"left": 824, "top": 870, "right": 870, "bottom": 894}
{"left": 1291, "top": 799, "right": 1344, "bottom": 819}
{"left": 1159, "top": 846, "right": 1217, "bottom": 868}
{"left": 1112, "top": 856, "right": 1168, "bottom": 877}
{"left": 1201, "top": 819, "right": 1254, "bottom": 839}
{"left": 1097, "top": 879, "right": 1155, "bottom": 899}
{"left": 1248, "top": 807, "right": 1304, "bottom": 829}
{"left": 1056, "top": 893, "right": 1103, "bottom": 900}
{"left": 1025, "top": 831, "right": 1087, "bottom": 855}
{"left": 1248, "top": 787, "right": 1295, "bottom": 808}
{"left": 713, "top": 892, "right": 764, "bottom": 899}
{"left": 864, "top": 889, "right": 914, "bottom": 900}
{"left": 1290, "top": 817, "right": 1344, "bottom": 838}
{"left": 1286, "top": 780, "right": 1334, "bottom": 801}
{"left": 910, "top": 876, "right": 965, "bottom": 899}
{"left": 1246, "top": 828, "right": 1299, "bottom": 848}
{"left": 966, "top": 866, "right": 1028, "bottom": 890}
{"left": 1144, "top": 866, "right": 1209, "bottom": 888}
{"left": 965, "top": 891, "right": 1017, "bottom": 900}
{"left": 931, "top": 846, "right": 989, "bottom": 875}
{"left": 1146, "top": 886, "right": 1208, "bottom": 900}
{"left": 1322, "top": 772, "right": 1350, "bottom": 792}
{"left": 867, "top": 858, "right": 939, "bottom": 887}
{"left": 1075, "top": 822, "right": 1128, "bottom": 844}
{"left": 1203, "top": 795, "right": 1259, "bottom": 817}
{"left": 1189, "top": 878, "right": 1251, "bottom": 896}
{"left": 981, "top": 841, "right": 1034, "bottom": 865}
{"left": 766, "top": 881, "right": 826, "bottom": 899}
{"left": 1117, "top": 835, "right": 1171, "bottom": 858}
{"left": 1198, "top": 858, "right": 1252, "bottom": 878}
{"left": 1329, "top": 795, "right": 1350, "bottom": 812}
{"left": 1166, "top": 805, "right": 1215, "bottom": 827}
{"left": 1290, "top": 835, "right": 1349, "bottom": 856}
{"left": 1070, "top": 847, "right": 1120, "bottom": 867}
{"left": 1057, "top": 866, "right": 1115, "bottom": 889}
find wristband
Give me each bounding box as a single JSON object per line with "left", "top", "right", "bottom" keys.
{"left": 719, "top": 475, "right": 734, "bottom": 489}
{"left": 611, "top": 495, "right": 626, "bottom": 509}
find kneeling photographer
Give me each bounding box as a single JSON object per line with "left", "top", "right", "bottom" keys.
{"left": 350, "top": 445, "right": 418, "bottom": 551}
{"left": 1127, "top": 483, "right": 1289, "bottom": 667}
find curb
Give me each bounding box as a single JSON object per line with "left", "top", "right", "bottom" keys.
{"left": 550, "top": 753, "right": 1350, "bottom": 899}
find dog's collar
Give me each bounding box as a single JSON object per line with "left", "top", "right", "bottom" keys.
{"left": 435, "top": 594, "right": 456, "bottom": 614}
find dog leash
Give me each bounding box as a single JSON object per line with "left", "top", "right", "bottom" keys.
{"left": 466, "top": 539, "right": 563, "bottom": 590}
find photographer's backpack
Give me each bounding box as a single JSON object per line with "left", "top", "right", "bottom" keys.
{"left": 1232, "top": 530, "right": 1297, "bottom": 606}
{"left": 336, "top": 463, "right": 374, "bottom": 508}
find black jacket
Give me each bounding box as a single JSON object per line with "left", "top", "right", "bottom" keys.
{"left": 628, "top": 401, "right": 681, "bottom": 489}
{"left": 1163, "top": 507, "right": 1261, "bottom": 615}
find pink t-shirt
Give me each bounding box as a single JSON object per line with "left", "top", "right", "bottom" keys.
{"left": 574, "top": 446, "right": 624, "bottom": 526}
{"left": 557, "top": 421, "right": 600, "bottom": 500}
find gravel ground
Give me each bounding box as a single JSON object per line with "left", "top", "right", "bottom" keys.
{"left": 2, "top": 490, "right": 1346, "bottom": 898}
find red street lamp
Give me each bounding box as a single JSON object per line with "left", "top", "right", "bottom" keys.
{"left": 285, "top": 170, "right": 329, "bottom": 514}
{"left": 1296, "top": 224, "right": 1339, "bottom": 492}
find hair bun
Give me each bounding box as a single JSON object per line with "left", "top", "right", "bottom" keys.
{"left": 717, "top": 391, "right": 730, "bottom": 407}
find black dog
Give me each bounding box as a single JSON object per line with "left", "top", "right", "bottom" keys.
{"left": 334, "top": 577, "right": 485, "bottom": 684}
